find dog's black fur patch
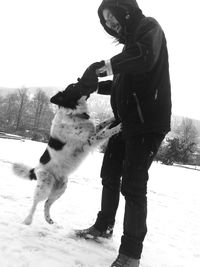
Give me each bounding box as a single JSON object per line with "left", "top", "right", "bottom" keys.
{"left": 48, "top": 137, "right": 65, "bottom": 151}
{"left": 29, "top": 168, "right": 37, "bottom": 180}
{"left": 40, "top": 149, "right": 51, "bottom": 164}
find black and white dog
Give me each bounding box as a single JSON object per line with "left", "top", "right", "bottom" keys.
{"left": 13, "top": 84, "right": 121, "bottom": 225}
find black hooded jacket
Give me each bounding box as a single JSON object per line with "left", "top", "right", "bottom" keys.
{"left": 97, "top": 0, "right": 172, "bottom": 138}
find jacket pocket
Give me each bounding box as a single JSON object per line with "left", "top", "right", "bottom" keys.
{"left": 133, "top": 92, "right": 145, "bottom": 123}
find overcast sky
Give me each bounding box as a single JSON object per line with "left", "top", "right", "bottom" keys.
{"left": 0, "top": 0, "right": 199, "bottom": 120}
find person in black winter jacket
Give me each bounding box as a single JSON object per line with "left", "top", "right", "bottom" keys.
{"left": 75, "top": 0, "right": 171, "bottom": 266}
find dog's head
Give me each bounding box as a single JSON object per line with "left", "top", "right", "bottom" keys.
{"left": 50, "top": 83, "right": 90, "bottom": 109}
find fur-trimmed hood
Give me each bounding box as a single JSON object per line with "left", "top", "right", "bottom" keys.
{"left": 98, "top": 0, "right": 144, "bottom": 43}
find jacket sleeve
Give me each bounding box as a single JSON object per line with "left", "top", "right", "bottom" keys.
{"left": 111, "top": 20, "right": 164, "bottom": 75}
{"left": 97, "top": 80, "right": 112, "bottom": 95}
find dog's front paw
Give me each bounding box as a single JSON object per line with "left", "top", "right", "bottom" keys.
{"left": 109, "top": 123, "right": 122, "bottom": 135}
{"left": 100, "top": 123, "right": 121, "bottom": 139}
{"left": 106, "top": 117, "right": 115, "bottom": 125}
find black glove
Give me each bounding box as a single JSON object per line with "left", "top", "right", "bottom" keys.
{"left": 77, "top": 61, "right": 105, "bottom": 94}
{"left": 98, "top": 80, "right": 112, "bottom": 95}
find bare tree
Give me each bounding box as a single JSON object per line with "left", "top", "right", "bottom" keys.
{"left": 15, "top": 88, "right": 29, "bottom": 131}
{"left": 32, "top": 89, "right": 49, "bottom": 131}
{"left": 0, "top": 88, "right": 54, "bottom": 140}
{"left": 0, "top": 93, "right": 19, "bottom": 131}
{"left": 161, "top": 118, "right": 199, "bottom": 165}
{"left": 29, "top": 89, "right": 54, "bottom": 141}
{"left": 178, "top": 117, "right": 198, "bottom": 144}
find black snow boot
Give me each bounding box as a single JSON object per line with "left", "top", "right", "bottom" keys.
{"left": 75, "top": 225, "right": 113, "bottom": 241}
{"left": 110, "top": 253, "right": 140, "bottom": 267}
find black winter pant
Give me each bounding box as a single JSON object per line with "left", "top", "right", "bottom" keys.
{"left": 94, "top": 132, "right": 165, "bottom": 259}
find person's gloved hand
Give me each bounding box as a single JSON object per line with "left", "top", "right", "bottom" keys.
{"left": 77, "top": 61, "right": 105, "bottom": 94}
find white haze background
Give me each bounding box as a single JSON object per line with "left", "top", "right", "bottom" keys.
{"left": 0, "top": 0, "right": 199, "bottom": 120}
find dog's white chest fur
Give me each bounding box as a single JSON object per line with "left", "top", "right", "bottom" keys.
{"left": 47, "top": 107, "right": 96, "bottom": 178}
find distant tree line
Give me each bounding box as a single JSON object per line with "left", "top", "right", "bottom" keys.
{"left": 0, "top": 90, "right": 199, "bottom": 166}
{"left": 0, "top": 88, "right": 55, "bottom": 142}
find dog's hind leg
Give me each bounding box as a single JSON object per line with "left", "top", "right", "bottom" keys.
{"left": 23, "top": 199, "right": 41, "bottom": 225}
{"left": 44, "top": 180, "right": 67, "bottom": 224}
{"left": 23, "top": 171, "right": 54, "bottom": 225}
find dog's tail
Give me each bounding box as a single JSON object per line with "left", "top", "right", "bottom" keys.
{"left": 12, "top": 163, "right": 37, "bottom": 180}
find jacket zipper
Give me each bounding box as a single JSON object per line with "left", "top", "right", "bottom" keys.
{"left": 133, "top": 92, "right": 144, "bottom": 123}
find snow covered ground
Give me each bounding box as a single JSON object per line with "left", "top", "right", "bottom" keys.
{"left": 0, "top": 138, "right": 199, "bottom": 267}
